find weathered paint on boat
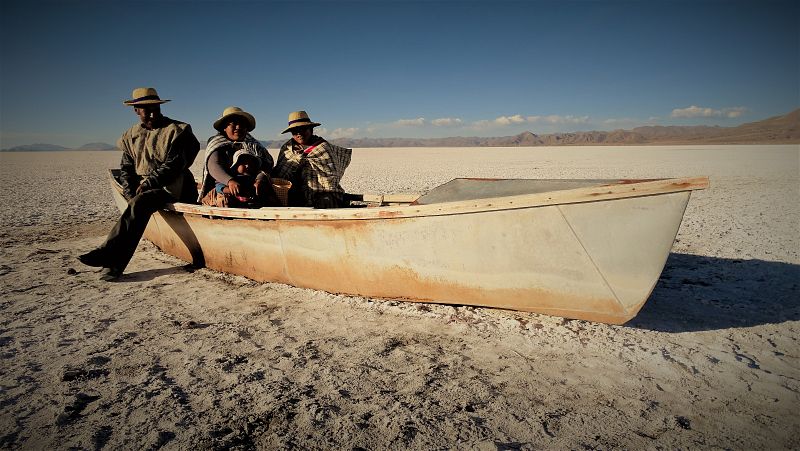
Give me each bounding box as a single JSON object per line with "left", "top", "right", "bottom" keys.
{"left": 109, "top": 171, "right": 708, "bottom": 324}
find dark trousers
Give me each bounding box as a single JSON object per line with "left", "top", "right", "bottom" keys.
{"left": 99, "top": 189, "right": 174, "bottom": 271}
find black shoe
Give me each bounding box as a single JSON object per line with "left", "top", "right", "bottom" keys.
{"left": 78, "top": 249, "right": 107, "bottom": 267}
{"left": 99, "top": 267, "right": 122, "bottom": 281}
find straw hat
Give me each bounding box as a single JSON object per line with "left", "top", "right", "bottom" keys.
{"left": 123, "top": 87, "right": 170, "bottom": 106}
{"left": 214, "top": 106, "right": 256, "bottom": 132}
{"left": 230, "top": 149, "right": 261, "bottom": 170}
{"left": 282, "top": 110, "right": 321, "bottom": 134}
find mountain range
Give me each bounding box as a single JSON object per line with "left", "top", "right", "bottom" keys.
{"left": 2, "top": 109, "right": 797, "bottom": 151}
{"left": 0, "top": 142, "right": 117, "bottom": 152}
{"left": 312, "top": 108, "right": 799, "bottom": 148}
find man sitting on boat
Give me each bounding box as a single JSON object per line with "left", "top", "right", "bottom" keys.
{"left": 77, "top": 87, "right": 200, "bottom": 281}
{"left": 272, "top": 111, "right": 351, "bottom": 209}
{"left": 199, "top": 106, "right": 279, "bottom": 207}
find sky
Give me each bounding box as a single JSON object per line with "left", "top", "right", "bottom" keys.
{"left": 0, "top": 0, "right": 798, "bottom": 148}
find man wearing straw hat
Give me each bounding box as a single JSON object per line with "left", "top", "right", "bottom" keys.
{"left": 77, "top": 87, "right": 200, "bottom": 281}
{"left": 272, "top": 110, "right": 351, "bottom": 208}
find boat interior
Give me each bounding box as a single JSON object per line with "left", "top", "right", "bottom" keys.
{"left": 412, "top": 178, "right": 622, "bottom": 205}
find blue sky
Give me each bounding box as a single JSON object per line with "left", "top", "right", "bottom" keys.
{"left": 0, "top": 0, "right": 797, "bottom": 148}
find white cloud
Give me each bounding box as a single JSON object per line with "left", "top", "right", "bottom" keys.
{"left": 671, "top": 105, "right": 717, "bottom": 118}
{"left": 527, "top": 115, "right": 590, "bottom": 125}
{"left": 671, "top": 105, "right": 747, "bottom": 118}
{"left": 330, "top": 127, "right": 359, "bottom": 139}
{"left": 382, "top": 112, "right": 596, "bottom": 133}
{"left": 470, "top": 114, "right": 590, "bottom": 130}
{"left": 494, "top": 114, "right": 527, "bottom": 125}
{"left": 394, "top": 117, "right": 426, "bottom": 126}
{"left": 722, "top": 107, "right": 747, "bottom": 118}
{"left": 602, "top": 118, "right": 636, "bottom": 125}
{"left": 479, "top": 114, "right": 590, "bottom": 127}
{"left": 430, "top": 117, "right": 462, "bottom": 126}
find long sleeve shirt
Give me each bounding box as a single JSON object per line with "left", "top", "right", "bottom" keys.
{"left": 117, "top": 117, "right": 199, "bottom": 200}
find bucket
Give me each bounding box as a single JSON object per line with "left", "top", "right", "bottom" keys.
{"left": 272, "top": 178, "right": 292, "bottom": 206}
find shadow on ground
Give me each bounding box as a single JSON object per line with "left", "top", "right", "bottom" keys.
{"left": 117, "top": 265, "right": 194, "bottom": 282}
{"left": 629, "top": 253, "right": 800, "bottom": 332}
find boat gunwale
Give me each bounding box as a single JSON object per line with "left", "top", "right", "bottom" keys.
{"left": 107, "top": 170, "right": 708, "bottom": 221}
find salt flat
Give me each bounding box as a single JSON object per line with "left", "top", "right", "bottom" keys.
{"left": 0, "top": 145, "right": 797, "bottom": 449}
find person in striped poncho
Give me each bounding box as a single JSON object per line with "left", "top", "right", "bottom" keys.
{"left": 272, "top": 110, "right": 352, "bottom": 209}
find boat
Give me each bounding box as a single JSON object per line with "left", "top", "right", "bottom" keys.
{"left": 108, "top": 170, "right": 709, "bottom": 324}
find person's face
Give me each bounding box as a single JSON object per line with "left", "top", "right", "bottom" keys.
{"left": 225, "top": 117, "right": 248, "bottom": 141}
{"left": 134, "top": 104, "right": 162, "bottom": 129}
{"left": 291, "top": 126, "right": 313, "bottom": 145}
{"left": 236, "top": 156, "right": 258, "bottom": 175}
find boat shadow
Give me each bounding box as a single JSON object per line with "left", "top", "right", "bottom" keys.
{"left": 629, "top": 253, "right": 800, "bottom": 332}
{"left": 160, "top": 212, "right": 205, "bottom": 268}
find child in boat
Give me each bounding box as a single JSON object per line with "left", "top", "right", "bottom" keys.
{"left": 203, "top": 150, "right": 263, "bottom": 208}
{"left": 200, "top": 106, "right": 280, "bottom": 208}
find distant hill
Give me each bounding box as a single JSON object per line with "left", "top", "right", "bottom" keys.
{"left": 1, "top": 142, "right": 116, "bottom": 152}
{"left": 309, "top": 108, "right": 799, "bottom": 148}
{"left": 5, "top": 110, "right": 798, "bottom": 151}
{"left": 76, "top": 142, "right": 116, "bottom": 151}
{"left": 628, "top": 110, "right": 800, "bottom": 144}
{"left": 1, "top": 143, "right": 70, "bottom": 152}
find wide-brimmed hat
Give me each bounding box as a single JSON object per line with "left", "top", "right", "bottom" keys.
{"left": 282, "top": 110, "right": 321, "bottom": 134}
{"left": 214, "top": 106, "right": 256, "bottom": 132}
{"left": 230, "top": 149, "right": 261, "bottom": 170}
{"left": 123, "top": 87, "right": 170, "bottom": 106}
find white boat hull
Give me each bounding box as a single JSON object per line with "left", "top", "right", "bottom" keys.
{"left": 110, "top": 173, "right": 706, "bottom": 324}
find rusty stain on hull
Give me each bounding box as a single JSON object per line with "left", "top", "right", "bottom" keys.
{"left": 613, "top": 179, "right": 659, "bottom": 185}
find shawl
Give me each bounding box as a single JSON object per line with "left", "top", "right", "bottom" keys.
{"left": 272, "top": 138, "right": 352, "bottom": 206}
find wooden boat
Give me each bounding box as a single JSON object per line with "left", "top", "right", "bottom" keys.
{"left": 108, "top": 170, "right": 708, "bottom": 324}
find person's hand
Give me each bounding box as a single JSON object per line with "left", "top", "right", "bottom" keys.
{"left": 135, "top": 179, "right": 152, "bottom": 196}
{"left": 254, "top": 178, "right": 266, "bottom": 197}
{"left": 227, "top": 179, "right": 242, "bottom": 197}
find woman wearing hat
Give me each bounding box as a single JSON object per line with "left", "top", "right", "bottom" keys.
{"left": 272, "top": 111, "right": 352, "bottom": 208}
{"left": 198, "top": 106, "right": 278, "bottom": 206}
